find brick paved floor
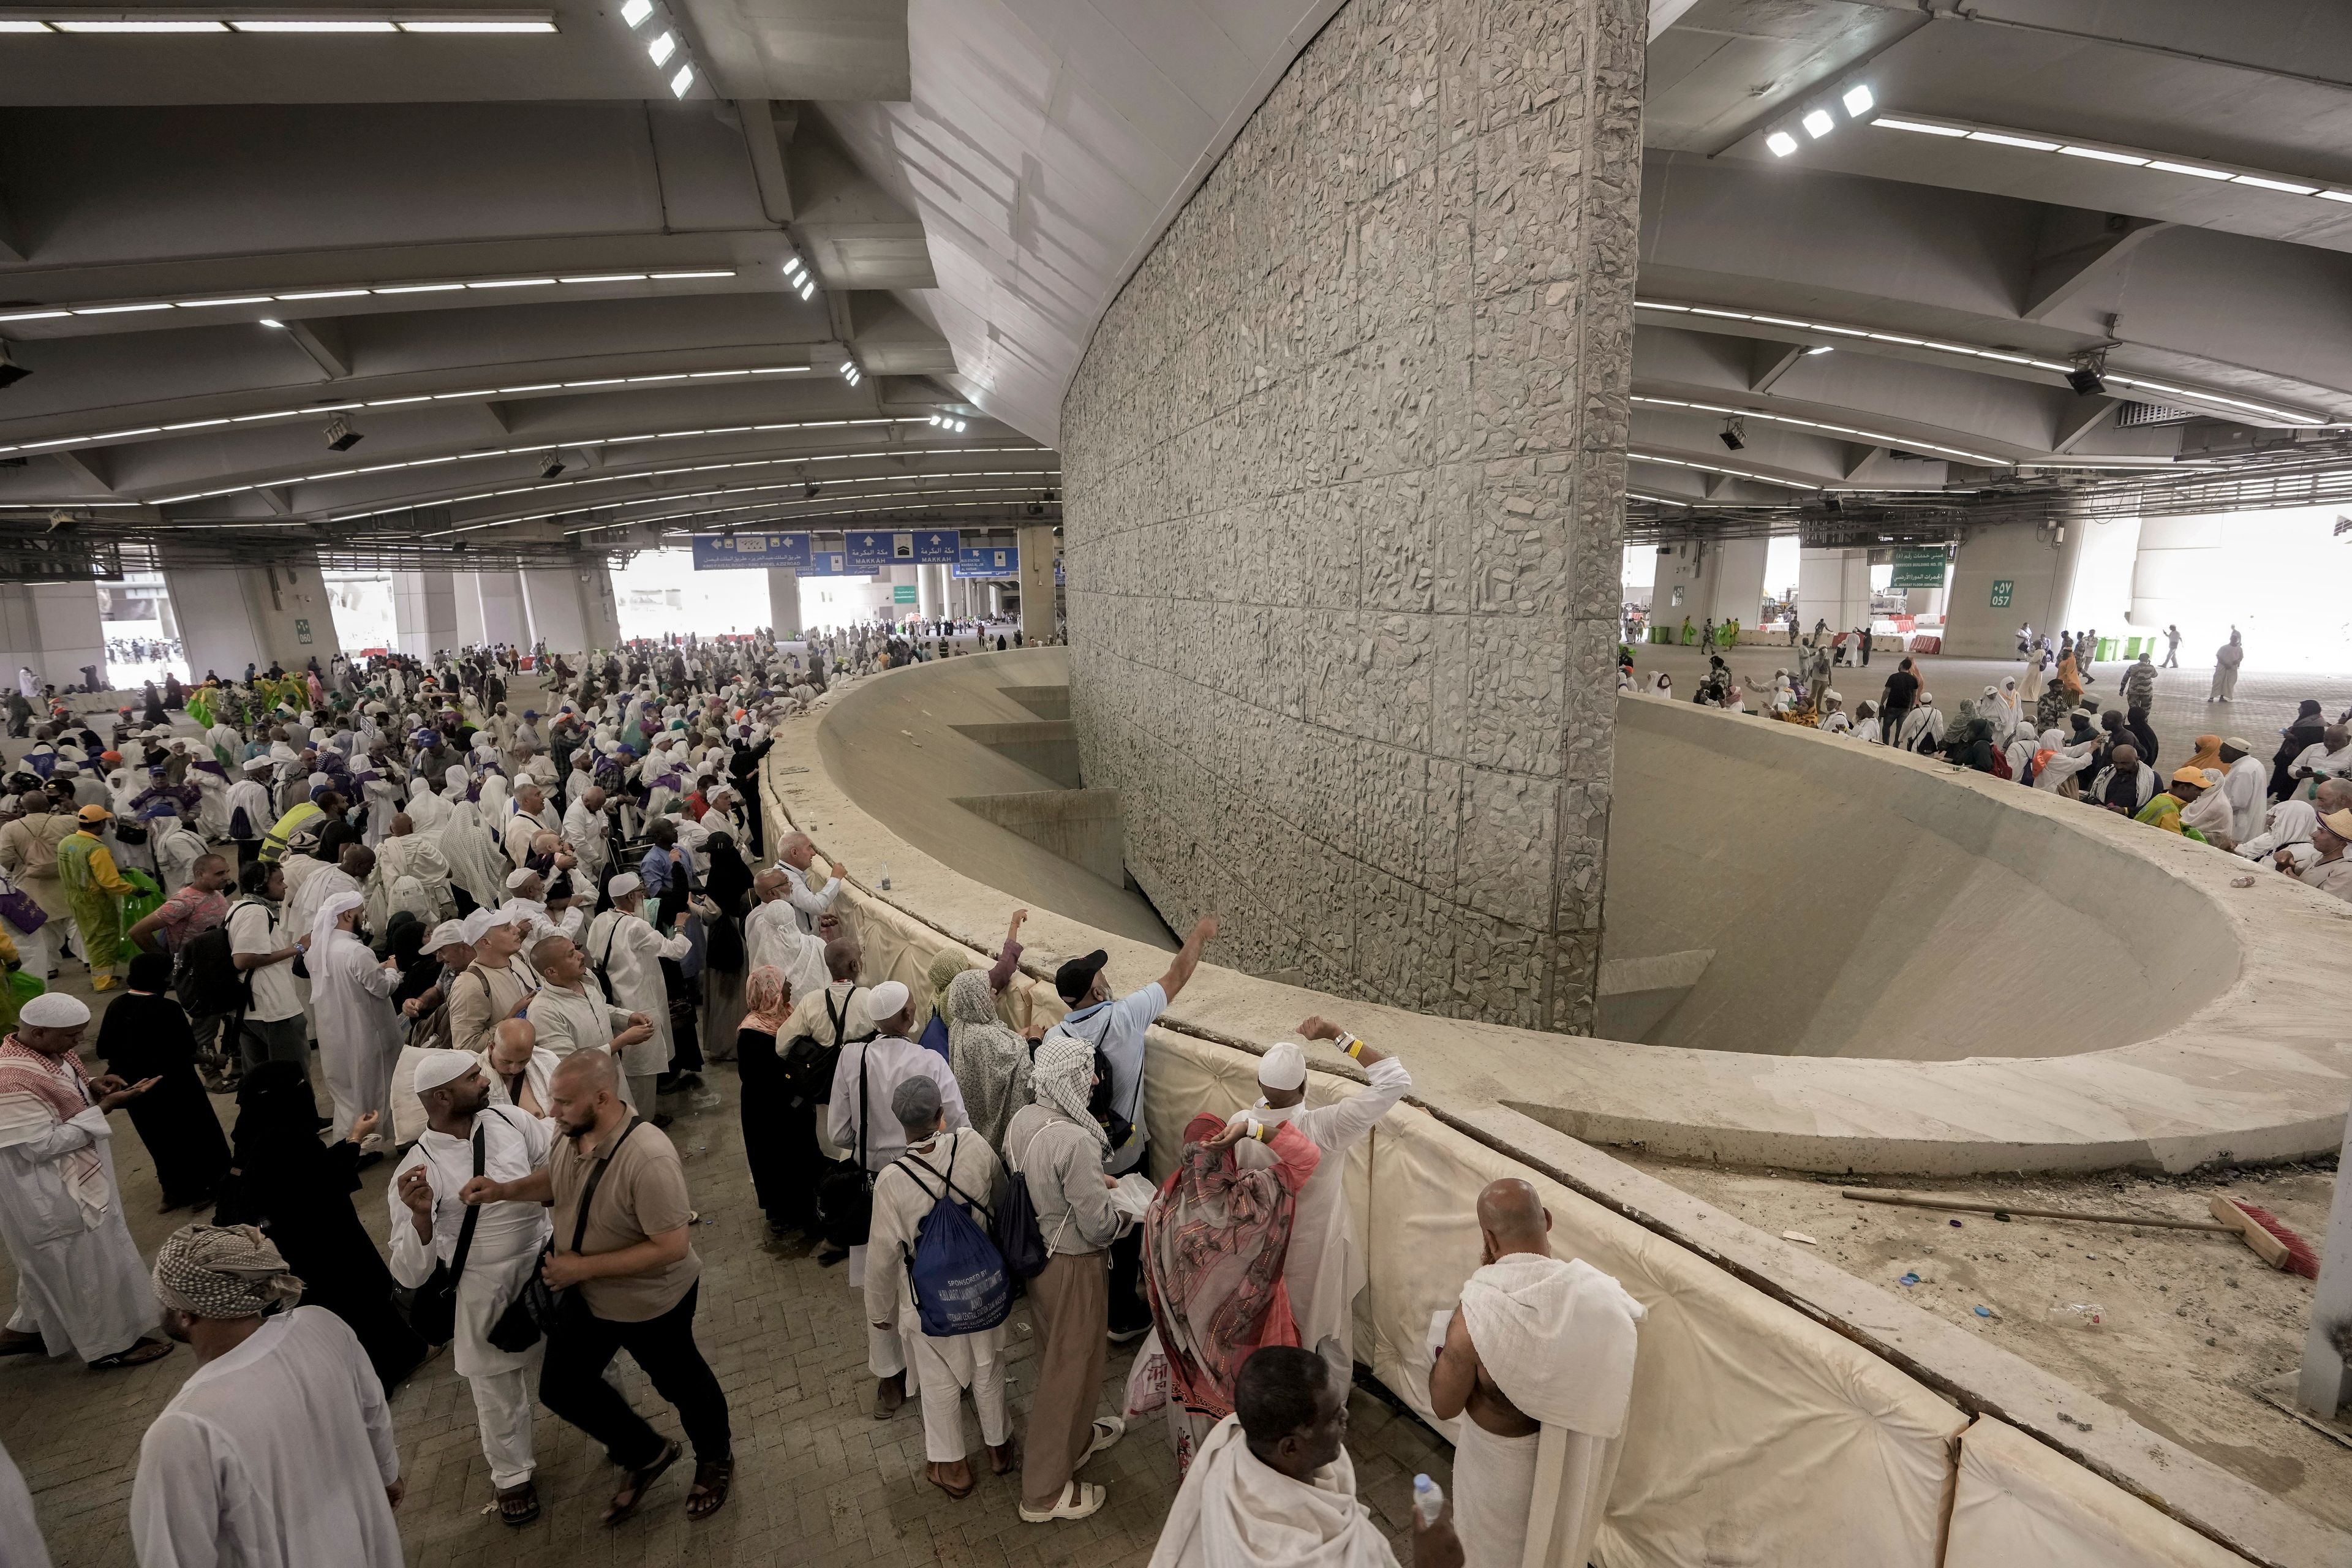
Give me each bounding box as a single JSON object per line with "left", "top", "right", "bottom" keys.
{"left": 0, "top": 964, "right": 1450, "bottom": 1567}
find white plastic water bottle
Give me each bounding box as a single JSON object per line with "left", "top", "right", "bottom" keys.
{"left": 879, "top": 861, "right": 892, "bottom": 891}
{"left": 1413, "top": 1474, "right": 1444, "bottom": 1526}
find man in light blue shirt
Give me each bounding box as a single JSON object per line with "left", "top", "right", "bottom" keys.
{"left": 1041, "top": 914, "right": 1219, "bottom": 1339}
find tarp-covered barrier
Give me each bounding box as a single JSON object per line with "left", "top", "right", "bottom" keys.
{"left": 1946, "top": 1417, "right": 2248, "bottom": 1568}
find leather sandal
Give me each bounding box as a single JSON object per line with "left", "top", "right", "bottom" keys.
{"left": 986, "top": 1439, "right": 1016, "bottom": 1476}
{"left": 496, "top": 1480, "right": 540, "bottom": 1527}
{"left": 685, "top": 1458, "right": 733, "bottom": 1520}
{"left": 925, "top": 1460, "right": 976, "bottom": 1500}
{"left": 601, "top": 1439, "right": 679, "bottom": 1527}
{"left": 86, "top": 1338, "right": 172, "bottom": 1371}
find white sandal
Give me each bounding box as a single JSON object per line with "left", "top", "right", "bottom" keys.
{"left": 1079, "top": 1416, "right": 1125, "bottom": 1464}
{"left": 1019, "top": 1480, "right": 1106, "bottom": 1523}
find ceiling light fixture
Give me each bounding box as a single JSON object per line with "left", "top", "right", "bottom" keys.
{"left": 2067, "top": 351, "right": 2106, "bottom": 398}
{"left": 1801, "top": 109, "right": 1835, "bottom": 140}
{"left": 0, "top": 266, "right": 738, "bottom": 323}
{"left": 232, "top": 17, "right": 396, "bottom": 30}
{"left": 1804, "top": 345, "right": 1833, "bottom": 355}
{"left": 1632, "top": 298, "right": 2326, "bottom": 424}
{"left": 324, "top": 415, "right": 361, "bottom": 451}
{"left": 646, "top": 27, "right": 673, "bottom": 62}
{"left": 1719, "top": 418, "right": 1746, "bottom": 452}
{"left": 51, "top": 18, "right": 225, "bottom": 29}
{"left": 1841, "top": 83, "right": 1873, "bottom": 117}
{"left": 258, "top": 317, "right": 284, "bottom": 328}
{"left": 1868, "top": 110, "right": 2352, "bottom": 208}
{"left": 667, "top": 62, "right": 691, "bottom": 96}
{"left": 1765, "top": 130, "right": 1798, "bottom": 158}
{"left": 619, "top": 0, "right": 650, "bottom": 23}
{"left": 395, "top": 18, "right": 555, "bottom": 30}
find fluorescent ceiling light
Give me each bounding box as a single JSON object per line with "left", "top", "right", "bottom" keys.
{"left": 1841, "top": 83, "right": 1872, "bottom": 117}
{"left": 396, "top": 18, "right": 555, "bottom": 29}
{"left": 558, "top": 273, "right": 646, "bottom": 283}
{"left": 1765, "top": 130, "right": 1798, "bottom": 158}
{"left": 2146, "top": 160, "right": 2233, "bottom": 179}
{"left": 2059, "top": 145, "right": 2147, "bottom": 165}
{"left": 1804, "top": 345, "right": 1833, "bottom": 355}
{"left": 0, "top": 311, "right": 66, "bottom": 322}
{"left": 53, "top": 18, "right": 225, "bottom": 29}
{"left": 1874, "top": 116, "right": 1967, "bottom": 137}
{"left": 2315, "top": 190, "right": 2352, "bottom": 204}
{"left": 374, "top": 282, "right": 464, "bottom": 293}
{"left": 232, "top": 18, "right": 396, "bottom": 29}
{"left": 645, "top": 26, "right": 673, "bottom": 62}
{"left": 649, "top": 270, "right": 727, "bottom": 279}
{"left": 177, "top": 295, "right": 273, "bottom": 306}
{"left": 0, "top": 19, "right": 50, "bottom": 29}
{"left": 797, "top": 280, "right": 814, "bottom": 300}
{"left": 275, "top": 288, "right": 366, "bottom": 300}
{"left": 1968, "top": 130, "right": 2060, "bottom": 151}
{"left": 1801, "top": 109, "right": 1834, "bottom": 140}
{"left": 75, "top": 302, "right": 171, "bottom": 314}
{"left": 619, "top": 0, "right": 650, "bottom": 22}
{"left": 259, "top": 318, "right": 284, "bottom": 328}
{"left": 668, "top": 61, "right": 691, "bottom": 96}
{"left": 467, "top": 277, "right": 554, "bottom": 288}
{"left": 2233, "top": 174, "right": 2318, "bottom": 194}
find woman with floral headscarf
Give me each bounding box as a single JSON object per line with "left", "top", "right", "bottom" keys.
{"left": 733, "top": 963, "right": 800, "bottom": 1235}
{"left": 944, "top": 969, "right": 1031, "bottom": 1148}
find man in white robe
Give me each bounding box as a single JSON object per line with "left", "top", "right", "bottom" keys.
{"left": 132, "top": 1224, "right": 404, "bottom": 1567}
{"left": 1150, "top": 1344, "right": 1459, "bottom": 1568}
{"left": 388, "top": 1054, "right": 554, "bottom": 1523}
{"left": 501, "top": 779, "right": 562, "bottom": 870}
{"left": 561, "top": 783, "right": 611, "bottom": 888}
{"left": 369, "top": 813, "right": 456, "bottom": 932}
{"left": 2219, "top": 738, "right": 2268, "bottom": 846}
{"left": 776, "top": 831, "right": 848, "bottom": 933}
{"left": 582, "top": 873, "right": 694, "bottom": 1115}
{"left": 1250, "top": 1020, "right": 1414, "bottom": 1370}
{"left": 307, "top": 890, "right": 404, "bottom": 1150}
{"left": 1429, "top": 1180, "right": 1643, "bottom": 1568}
{"left": 0, "top": 993, "right": 170, "bottom": 1369}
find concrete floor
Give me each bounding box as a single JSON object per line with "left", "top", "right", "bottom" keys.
{"left": 0, "top": 954, "right": 1450, "bottom": 1567}
{"left": 1623, "top": 643, "right": 2352, "bottom": 775}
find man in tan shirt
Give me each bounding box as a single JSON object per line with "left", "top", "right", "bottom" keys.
{"left": 459, "top": 1050, "right": 731, "bottom": 1526}
{"left": 0, "top": 790, "right": 74, "bottom": 977}
{"left": 446, "top": 906, "right": 540, "bottom": 1058}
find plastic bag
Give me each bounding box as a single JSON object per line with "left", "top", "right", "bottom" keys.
{"left": 1123, "top": 1325, "right": 1169, "bottom": 1419}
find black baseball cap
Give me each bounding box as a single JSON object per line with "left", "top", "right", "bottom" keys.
{"left": 1054, "top": 949, "right": 1110, "bottom": 1004}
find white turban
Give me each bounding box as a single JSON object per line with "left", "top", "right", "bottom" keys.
{"left": 311, "top": 889, "right": 366, "bottom": 953}
{"left": 867, "top": 980, "right": 910, "bottom": 1022}
{"left": 607, "top": 872, "right": 641, "bottom": 899}
{"left": 18, "top": 992, "right": 91, "bottom": 1029}
{"left": 1257, "top": 1040, "right": 1308, "bottom": 1092}
{"left": 412, "top": 1052, "right": 475, "bottom": 1095}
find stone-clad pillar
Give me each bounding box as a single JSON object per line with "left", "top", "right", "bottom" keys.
{"left": 1058, "top": 0, "right": 1643, "bottom": 1033}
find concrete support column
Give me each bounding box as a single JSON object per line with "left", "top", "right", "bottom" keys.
{"left": 519, "top": 567, "right": 589, "bottom": 655}
{"left": 766, "top": 567, "right": 802, "bottom": 638}
{"left": 1016, "top": 525, "right": 1058, "bottom": 643}
{"left": 915, "top": 563, "right": 946, "bottom": 622}
{"left": 392, "top": 570, "right": 459, "bottom": 660}
{"left": 164, "top": 554, "right": 343, "bottom": 679}
{"left": 1796, "top": 548, "right": 1872, "bottom": 638}
{"left": 468, "top": 570, "right": 529, "bottom": 648}
{"left": 1705, "top": 537, "right": 1770, "bottom": 628}
{"left": 2299, "top": 1112, "right": 2352, "bottom": 1417}
{"left": 1945, "top": 514, "right": 2086, "bottom": 657}
{"left": 0, "top": 581, "right": 105, "bottom": 692}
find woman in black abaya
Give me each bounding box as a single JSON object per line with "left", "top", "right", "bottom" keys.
{"left": 94, "top": 952, "right": 231, "bottom": 1211}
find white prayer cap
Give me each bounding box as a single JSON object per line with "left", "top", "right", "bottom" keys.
{"left": 18, "top": 992, "right": 91, "bottom": 1029}
{"left": 868, "top": 980, "right": 910, "bottom": 1019}
{"left": 1823, "top": 690, "right": 1842, "bottom": 703}
{"left": 307, "top": 771, "right": 331, "bottom": 790}
{"left": 423, "top": 919, "right": 467, "bottom": 954}
{"left": 243, "top": 755, "right": 274, "bottom": 772}
{"left": 412, "top": 1052, "right": 475, "bottom": 1095}
{"left": 504, "top": 867, "right": 537, "bottom": 891}
{"left": 606, "top": 872, "right": 642, "bottom": 899}
{"left": 1257, "top": 1039, "right": 1308, "bottom": 1092}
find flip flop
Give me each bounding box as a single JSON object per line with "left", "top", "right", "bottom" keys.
{"left": 496, "top": 1480, "right": 540, "bottom": 1528}
{"left": 601, "top": 1439, "right": 680, "bottom": 1527}
{"left": 86, "top": 1338, "right": 172, "bottom": 1371}
{"left": 925, "top": 1461, "right": 976, "bottom": 1500}
{"left": 685, "top": 1458, "right": 733, "bottom": 1520}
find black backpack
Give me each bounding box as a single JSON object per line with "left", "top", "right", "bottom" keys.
{"left": 175, "top": 898, "right": 260, "bottom": 1020}
{"left": 813, "top": 1041, "right": 875, "bottom": 1249}
{"left": 780, "top": 987, "right": 872, "bottom": 1109}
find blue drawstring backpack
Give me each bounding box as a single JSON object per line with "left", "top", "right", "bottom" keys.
{"left": 896, "top": 1133, "right": 1012, "bottom": 1337}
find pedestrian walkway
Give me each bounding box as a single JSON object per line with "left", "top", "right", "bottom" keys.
{"left": 0, "top": 962, "right": 1449, "bottom": 1567}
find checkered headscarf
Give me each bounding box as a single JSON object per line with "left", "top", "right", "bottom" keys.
{"left": 152, "top": 1224, "right": 304, "bottom": 1319}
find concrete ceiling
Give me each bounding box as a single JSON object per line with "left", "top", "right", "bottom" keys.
{"left": 3, "top": 0, "right": 2350, "bottom": 564}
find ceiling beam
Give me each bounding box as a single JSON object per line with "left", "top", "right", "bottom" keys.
{"left": 48, "top": 450, "right": 111, "bottom": 494}
{"left": 2022, "top": 211, "right": 2173, "bottom": 321}
{"left": 279, "top": 318, "right": 350, "bottom": 380}
{"left": 738, "top": 100, "right": 797, "bottom": 227}
{"left": 1748, "top": 342, "right": 1807, "bottom": 394}
{"left": 2051, "top": 396, "right": 2122, "bottom": 453}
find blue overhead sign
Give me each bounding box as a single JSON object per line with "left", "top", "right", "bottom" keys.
{"left": 846, "top": 529, "right": 960, "bottom": 569}
{"left": 954, "top": 545, "right": 1017, "bottom": 579}
{"left": 911, "top": 529, "right": 959, "bottom": 564}
{"left": 690, "top": 532, "right": 812, "bottom": 570}
{"left": 804, "top": 549, "right": 851, "bottom": 577}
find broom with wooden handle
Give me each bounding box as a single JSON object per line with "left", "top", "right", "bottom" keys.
{"left": 1839, "top": 1189, "right": 2319, "bottom": 1278}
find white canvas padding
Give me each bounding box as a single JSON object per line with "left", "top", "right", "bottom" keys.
{"left": 1945, "top": 1417, "right": 2250, "bottom": 1568}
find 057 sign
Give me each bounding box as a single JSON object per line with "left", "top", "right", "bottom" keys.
{"left": 1989, "top": 579, "right": 2014, "bottom": 608}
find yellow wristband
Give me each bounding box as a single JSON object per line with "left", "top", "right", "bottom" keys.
{"left": 1343, "top": 1033, "right": 1365, "bottom": 1060}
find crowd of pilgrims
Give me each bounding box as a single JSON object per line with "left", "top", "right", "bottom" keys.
{"left": 0, "top": 624, "right": 1633, "bottom": 1568}
{"left": 1623, "top": 634, "right": 2352, "bottom": 901}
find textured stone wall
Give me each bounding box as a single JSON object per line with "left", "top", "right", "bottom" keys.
{"left": 1061, "top": 0, "right": 1642, "bottom": 1032}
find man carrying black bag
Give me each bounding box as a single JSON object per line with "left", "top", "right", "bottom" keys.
{"left": 388, "top": 1052, "right": 555, "bottom": 1527}
{"left": 459, "top": 1049, "right": 733, "bottom": 1526}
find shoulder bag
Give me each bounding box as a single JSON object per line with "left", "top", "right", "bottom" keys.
{"left": 503, "top": 1114, "right": 645, "bottom": 1347}
{"left": 813, "top": 1041, "right": 876, "bottom": 1249}
{"left": 400, "top": 1125, "right": 486, "bottom": 1346}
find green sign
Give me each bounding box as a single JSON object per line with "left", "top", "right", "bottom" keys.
{"left": 1888, "top": 547, "right": 1950, "bottom": 589}
{"left": 892, "top": 584, "right": 918, "bottom": 604}
{"left": 1989, "top": 578, "right": 2014, "bottom": 608}
{"left": 293, "top": 617, "right": 313, "bottom": 646}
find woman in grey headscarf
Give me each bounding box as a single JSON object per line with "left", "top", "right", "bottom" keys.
{"left": 944, "top": 969, "right": 1031, "bottom": 1148}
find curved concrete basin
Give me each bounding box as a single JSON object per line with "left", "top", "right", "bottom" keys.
{"left": 783, "top": 653, "right": 2351, "bottom": 1175}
